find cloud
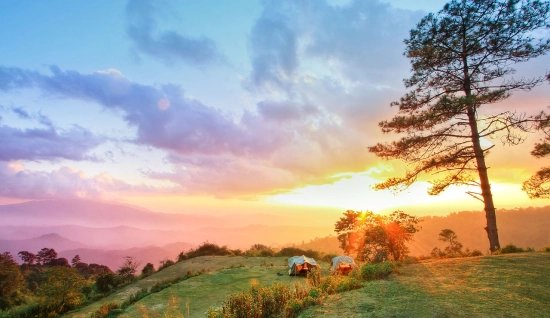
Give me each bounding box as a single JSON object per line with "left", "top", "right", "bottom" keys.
{"left": 11, "top": 107, "right": 30, "bottom": 119}
{"left": 0, "top": 162, "right": 170, "bottom": 200}
{"left": 246, "top": 0, "right": 423, "bottom": 93}
{"left": 0, "top": 115, "right": 103, "bottom": 162}
{"left": 248, "top": 7, "right": 298, "bottom": 93}
{"left": 125, "top": 0, "right": 222, "bottom": 66}
{"left": 0, "top": 65, "right": 378, "bottom": 197}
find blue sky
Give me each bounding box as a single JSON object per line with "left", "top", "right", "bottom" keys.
{"left": 1, "top": 0, "right": 549, "bottom": 215}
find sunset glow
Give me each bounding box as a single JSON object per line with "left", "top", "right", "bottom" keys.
{"left": 0, "top": 0, "right": 549, "bottom": 218}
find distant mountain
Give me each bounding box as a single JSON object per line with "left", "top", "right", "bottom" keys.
{"left": 0, "top": 233, "right": 87, "bottom": 257}
{"left": 0, "top": 199, "right": 311, "bottom": 230}
{"left": 0, "top": 225, "right": 191, "bottom": 249}
{"left": 59, "top": 242, "right": 194, "bottom": 270}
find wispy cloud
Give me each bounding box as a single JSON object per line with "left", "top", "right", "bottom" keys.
{"left": 125, "top": 0, "right": 223, "bottom": 67}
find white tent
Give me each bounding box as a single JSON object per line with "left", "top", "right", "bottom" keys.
{"left": 288, "top": 255, "right": 320, "bottom": 275}
{"left": 330, "top": 256, "right": 356, "bottom": 274}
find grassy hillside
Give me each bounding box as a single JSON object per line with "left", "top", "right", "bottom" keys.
{"left": 62, "top": 256, "right": 330, "bottom": 318}
{"left": 63, "top": 253, "right": 550, "bottom": 318}
{"left": 300, "top": 253, "right": 550, "bottom": 317}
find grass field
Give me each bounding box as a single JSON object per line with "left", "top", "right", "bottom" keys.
{"left": 64, "top": 253, "right": 550, "bottom": 318}
{"left": 300, "top": 253, "right": 550, "bottom": 317}
{"left": 63, "top": 256, "right": 330, "bottom": 318}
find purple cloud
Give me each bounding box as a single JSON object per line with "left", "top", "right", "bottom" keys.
{"left": 0, "top": 121, "right": 103, "bottom": 162}
{"left": 0, "top": 65, "right": 374, "bottom": 197}
{"left": 126, "top": 0, "right": 222, "bottom": 66}
{"left": 0, "top": 163, "right": 165, "bottom": 200}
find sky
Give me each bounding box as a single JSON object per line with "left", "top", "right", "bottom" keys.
{"left": 1, "top": 0, "right": 550, "bottom": 218}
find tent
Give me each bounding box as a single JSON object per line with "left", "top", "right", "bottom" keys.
{"left": 288, "top": 255, "right": 320, "bottom": 275}
{"left": 330, "top": 256, "right": 356, "bottom": 275}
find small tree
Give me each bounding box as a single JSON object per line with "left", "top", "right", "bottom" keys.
{"left": 368, "top": 0, "right": 550, "bottom": 252}
{"left": 334, "top": 210, "right": 364, "bottom": 255}
{"left": 18, "top": 251, "right": 36, "bottom": 265}
{"left": 438, "top": 229, "right": 463, "bottom": 255}
{"left": 116, "top": 256, "right": 140, "bottom": 283}
{"left": 36, "top": 248, "right": 58, "bottom": 266}
{"left": 334, "top": 210, "right": 421, "bottom": 262}
{"left": 141, "top": 263, "right": 155, "bottom": 277}
{"left": 38, "top": 266, "right": 86, "bottom": 315}
{"left": 71, "top": 255, "right": 82, "bottom": 267}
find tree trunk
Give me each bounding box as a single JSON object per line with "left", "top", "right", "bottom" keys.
{"left": 466, "top": 105, "right": 501, "bottom": 252}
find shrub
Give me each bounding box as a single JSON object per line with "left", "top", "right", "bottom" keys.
{"left": 361, "top": 261, "right": 392, "bottom": 280}
{"left": 245, "top": 244, "right": 276, "bottom": 257}
{"left": 158, "top": 259, "right": 176, "bottom": 271}
{"left": 208, "top": 282, "right": 310, "bottom": 318}
{"left": 497, "top": 244, "right": 525, "bottom": 254}
{"left": 467, "top": 249, "right": 484, "bottom": 257}
{"left": 90, "top": 302, "right": 120, "bottom": 318}
{"left": 539, "top": 246, "right": 550, "bottom": 252}
{"left": 306, "top": 268, "right": 322, "bottom": 287}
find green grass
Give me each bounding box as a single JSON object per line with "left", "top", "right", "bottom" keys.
{"left": 299, "top": 253, "right": 550, "bottom": 317}
{"left": 63, "top": 256, "right": 329, "bottom": 318}
{"left": 64, "top": 253, "right": 550, "bottom": 318}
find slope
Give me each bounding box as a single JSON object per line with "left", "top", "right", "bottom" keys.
{"left": 300, "top": 253, "right": 550, "bottom": 317}
{"left": 62, "top": 256, "right": 329, "bottom": 318}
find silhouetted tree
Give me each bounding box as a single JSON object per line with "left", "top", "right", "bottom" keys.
{"left": 71, "top": 255, "right": 81, "bottom": 267}
{"left": 141, "top": 263, "right": 155, "bottom": 277}
{"left": 369, "top": 0, "right": 550, "bottom": 252}
{"left": 18, "top": 251, "right": 36, "bottom": 265}
{"left": 116, "top": 256, "right": 140, "bottom": 283}
{"left": 36, "top": 248, "right": 58, "bottom": 266}
{"left": 523, "top": 97, "right": 550, "bottom": 198}
{"left": 439, "top": 229, "right": 463, "bottom": 255}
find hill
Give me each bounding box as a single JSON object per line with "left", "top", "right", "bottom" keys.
{"left": 300, "top": 253, "right": 550, "bottom": 317}
{"left": 58, "top": 242, "right": 193, "bottom": 270}
{"left": 62, "top": 253, "right": 550, "bottom": 318}
{"left": 61, "top": 256, "right": 315, "bottom": 318}
{"left": 0, "top": 233, "right": 87, "bottom": 257}
{"left": 295, "top": 206, "right": 550, "bottom": 255}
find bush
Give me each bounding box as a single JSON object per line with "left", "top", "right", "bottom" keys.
{"left": 158, "top": 259, "right": 176, "bottom": 271}
{"left": 361, "top": 261, "right": 393, "bottom": 280}
{"left": 496, "top": 244, "right": 525, "bottom": 254}
{"left": 90, "top": 302, "right": 120, "bottom": 318}
{"left": 178, "top": 242, "right": 234, "bottom": 262}
{"left": 467, "top": 249, "right": 484, "bottom": 257}
{"left": 208, "top": 282, "right": 310, "bottom": 318}
{"left": 539, "top": 246, "right": 550, "bottom": 252}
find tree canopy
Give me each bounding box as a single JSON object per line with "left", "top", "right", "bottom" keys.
{"left": 334, "top": 210, "right": 421, "bottom": 262}
{"left": 368, "top": 0, "right": 550, "bottom": 252}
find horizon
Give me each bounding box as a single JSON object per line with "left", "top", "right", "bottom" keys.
{"left": 2, "top": 0, "right": 550, "bottom": 220}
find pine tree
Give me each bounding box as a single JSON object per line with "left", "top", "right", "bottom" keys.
{"left": 369, "top": 0, "right": 550, "bottom": 252}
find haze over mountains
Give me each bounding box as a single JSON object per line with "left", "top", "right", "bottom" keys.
{"left": 2, "top": 199, "right": 550, "bottom": 270}
{"left": 0, "top": 199, "right": 335, "bottom": 269}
